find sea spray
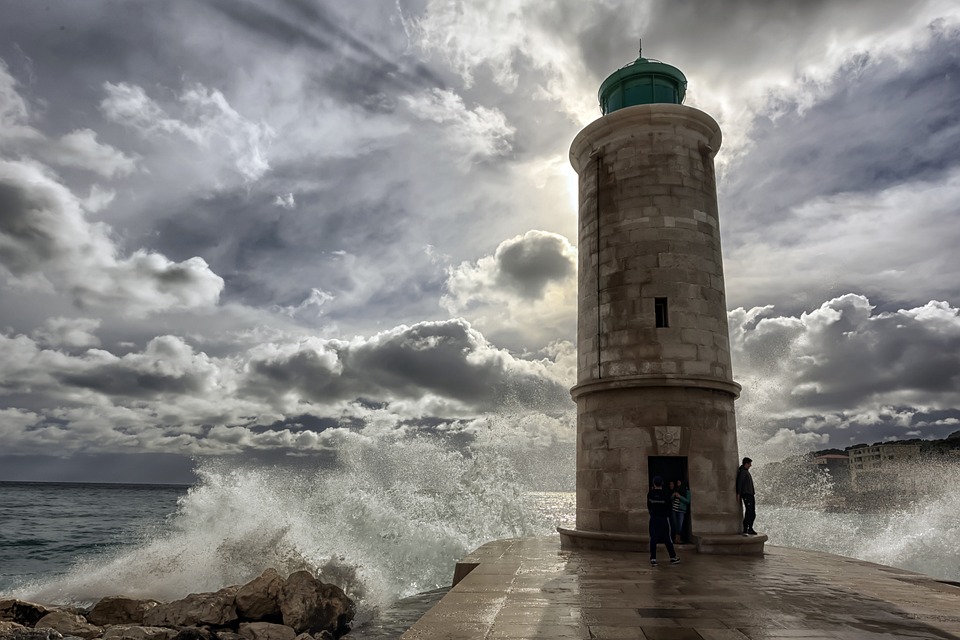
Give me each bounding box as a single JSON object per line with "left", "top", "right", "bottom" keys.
{"left": 757, "top": 457, "right": 960, "bottom": 582}
{"left": 13, "top": 427, "right": 570, "bottom": 618}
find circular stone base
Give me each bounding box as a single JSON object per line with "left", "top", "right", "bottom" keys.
{"left": 558, "top": 527, "right": 766, "bottom": 555}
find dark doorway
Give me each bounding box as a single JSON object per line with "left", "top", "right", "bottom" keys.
{"left": 649, "top": 456, "right": 691, "bottom": 543}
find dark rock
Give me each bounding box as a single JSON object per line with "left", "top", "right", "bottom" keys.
{"left": 237, "top": 623, "right": 294, "bottom": 640}
{"left": 169, "top": 628, "right": 217, "bottom": 640}
{"left": 278, "top": 572, "right": 354, "bottom": 638}
{"left": 33, "top": 613, "right": 100, "bottom": 640}
{"left": 88, "top": 597, "right": 160, "bottom": 626}
{"left": 0, "top": 601, "right": 51, "bottom": 627}
{"left": 143, "top": 588, "right": 238, "bottom": 628}
{"left": 0, "top": 628, "right": 63, "bottom": 640}
{"left": 235, "top": 570, "right": 282, "bottom": 622}
{"left": 101, "top": 625, "right": 178, "bottom": 640}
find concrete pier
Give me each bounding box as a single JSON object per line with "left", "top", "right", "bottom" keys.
{"left": 399, "top": 537, "right": 960, "bottom": 639}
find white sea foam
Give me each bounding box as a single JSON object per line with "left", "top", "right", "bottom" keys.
{"left": 760, "top": 459, "right": 960, "bottom": 582}
{"left": 14, "top": 420, "right": 959, "bottom": 615}
{"left": 16, "top": 430, "right": 566, "bottom": 616}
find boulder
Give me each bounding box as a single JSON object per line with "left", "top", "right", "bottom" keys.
{"left": 88, "top": 597, "right": 160, "bottom": 626}
{"left": 214, "top": 633, "right": 243, "bottom": 640}
{"left": 291, "top": 635, "right": 312, "bottom": 640}
{"left": 278, "top": 572, "right": 353, "bottom": 637}
{"left": 169, "top": 629, "right": 217, "bottom": 640}
{"left": 143, "top": 588, "right": 238, "bottom": 628}
{"left": 0, "top": 622, "right": 25, "bottom": 634}
{"left": 101, "top": 625, "right": 177, "bottom": 640}
{"left": 0, "top": 601, "right": 51, "bottom": 627}
{"left": 237, "top": 623, "right": 294, "bottom": 640}
{"left": 34, "top": 612, "right": 101, "bottom": 640}
{"left": 235, "top": 570, "right": 282, "bottom": 622}
{"left": 0, "top": 629, "right": 63, "bottom": 640}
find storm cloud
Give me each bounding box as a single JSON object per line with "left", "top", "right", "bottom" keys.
{"left": 731, "top": 295, "right": 960, "bottom": 458}
{"left": 0, "top": 2, "right": 958, "bottom": 479}
{"left": 443, "top": 230, "right": 577, "bottom": 350}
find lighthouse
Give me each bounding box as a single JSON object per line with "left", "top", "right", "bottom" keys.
{"left": 558, "top": 53, "right": 766, "bottom": 554}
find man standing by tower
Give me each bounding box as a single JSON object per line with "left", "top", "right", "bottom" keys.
{"left": 737, "top": 457, "right": 757, "bottom": 535}
{"left": 647, "top": 476, "right": 680, "bottom": 566}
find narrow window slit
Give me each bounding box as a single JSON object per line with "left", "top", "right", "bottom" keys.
{"left": 655, "top": 297, "right": 669, "bottom": 328}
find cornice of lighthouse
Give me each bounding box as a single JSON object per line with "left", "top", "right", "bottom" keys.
{"left": 570, "top": 104, "right": 722, "bottom": 174}
{"left": 570, "top": 374, "right": 742, "bottom": 401}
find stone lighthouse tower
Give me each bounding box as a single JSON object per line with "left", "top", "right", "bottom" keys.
{"left": 557, "top": 53, "right": 765, "bottom": 554}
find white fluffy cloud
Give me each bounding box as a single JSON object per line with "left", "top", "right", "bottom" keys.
{"left": 31, "top": 317, "right": 102, "bottom": 349}
{"left": 732, "top": 294, "right": 960, "bottom": 457}
{"left": 1, "top": 3, "right": 959, "bottom": 478}
{"left": 401, "top": 89, "right": 515, "bottom": 165}
{"left": 404, "top": 0, "right": 599, "bottom": 123}
{"left": 0, "top": 63, "right": 137, "bottom": 179}
{"left": 0, "top": 160, "right": 224, "bottom": 315}
{"left": 0, "top": 64, "right": 225, "bottom": 316}
{"left": 101, "top": 81, "right": 274, "bottom": 181}
{"left": 0, "top": 318, "right": 574, "bottom": 456}
{"left": 52, "top": 128, "right": 138, "bottom": 178}
{"left": 442, "top": 230, "right": 577, "bottom": 349}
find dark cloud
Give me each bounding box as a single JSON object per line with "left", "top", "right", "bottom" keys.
{"left": 57, "top": 365, "right": 204, "bottom": 399}
{"left": 202, "top": 0, "right": 444, "bottom": 107}
{"left": 441, "top": 231, "right": 578, "bottom": 350}
{"left": 1, "top": 1, "right": 959, "bottom": 479}
{"left": 0, "top": 177, "right": 61, "bottom": 274}
{"left": 731, "top": 295, "right": 960, "bottom": 457}
{"left": 0, "top": 157, "right": 223, "bottom": 316}
{"left": 245, "top": 318, "right": 569, "bottom": 410}
{"left": 495, "top": 231, "right": 575, "bottom": 298}
{"left": 722, "top": 26, "right": 960, "bottom": 235}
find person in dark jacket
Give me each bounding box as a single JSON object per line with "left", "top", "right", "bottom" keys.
{"left": 671, "top": 479, "right": 691, "bottom": 544}
{"left": 647, "top": 476, "right": 680, "bottom": 566}
{"left": 736, "top": 457, "right": 758, "bottom": 535}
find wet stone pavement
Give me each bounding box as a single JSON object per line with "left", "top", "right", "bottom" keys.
{"left": 353, "top": 587, "right": 450, "bottom": 639}
{"left": 398, "top": 536, "right": 960, "bottom": 640}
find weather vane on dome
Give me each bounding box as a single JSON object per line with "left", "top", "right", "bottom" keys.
{"left": 638, "top": 37, "right": 642, "bottom": 58}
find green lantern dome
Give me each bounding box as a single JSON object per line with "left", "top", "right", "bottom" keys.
{"left": 598, "top": 55, "right": 687, "bottom": 115}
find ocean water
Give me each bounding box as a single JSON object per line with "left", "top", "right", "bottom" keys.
{"left": 0, "top": 482, "right": 187, "bottom": 593}
{"left": 2, "top": 450, "right": 958, "bottom": 620}
{"left": 0, "top": 438, "right": 570, "bottom": 618}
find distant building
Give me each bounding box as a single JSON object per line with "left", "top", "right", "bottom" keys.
{"left": 811, "top": 454, "right": 851, "bottom": 487}
{"left": 848, "top": 444, "right": 921, "bottom": 490}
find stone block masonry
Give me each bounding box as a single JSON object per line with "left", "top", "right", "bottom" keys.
{"left": 562, "top": 102, "right": 759, "bottom": 553}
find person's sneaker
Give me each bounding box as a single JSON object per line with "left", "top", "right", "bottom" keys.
{"left": 741, "top": 531, "right": 750, "bottom": 536}
{"left": 649, "top": 559, "right": 658, "bottom": 566}
{"left": 747, "top": 529, "right": 758, "bottom": 536}
{"left": 670, "top": 557, "right": 680, "bottom": 565}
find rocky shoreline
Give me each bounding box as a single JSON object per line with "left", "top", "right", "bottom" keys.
{"left": 0, "top": 569, "right": 354, "bottom": 640}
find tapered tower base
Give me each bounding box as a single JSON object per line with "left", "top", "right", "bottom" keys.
{"left": 557, "top": 527, "right": 767, "bottom": 555}
{"left": 569, "top": 102, "right": 752, "bottom": 550}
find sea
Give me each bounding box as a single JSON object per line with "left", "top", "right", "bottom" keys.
{"left": 1, "top": 459, "right": 958, "bottom": 620}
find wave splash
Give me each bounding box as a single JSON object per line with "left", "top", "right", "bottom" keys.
{"left": 759, "top": 458, "right": 960, "bottom": 582}
{"left": 15, "top": 430, "right": 568, "bottom": 615}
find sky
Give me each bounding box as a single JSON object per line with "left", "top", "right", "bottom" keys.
{"left": 0, "top": 0, "right": 959, "bottom": 484}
